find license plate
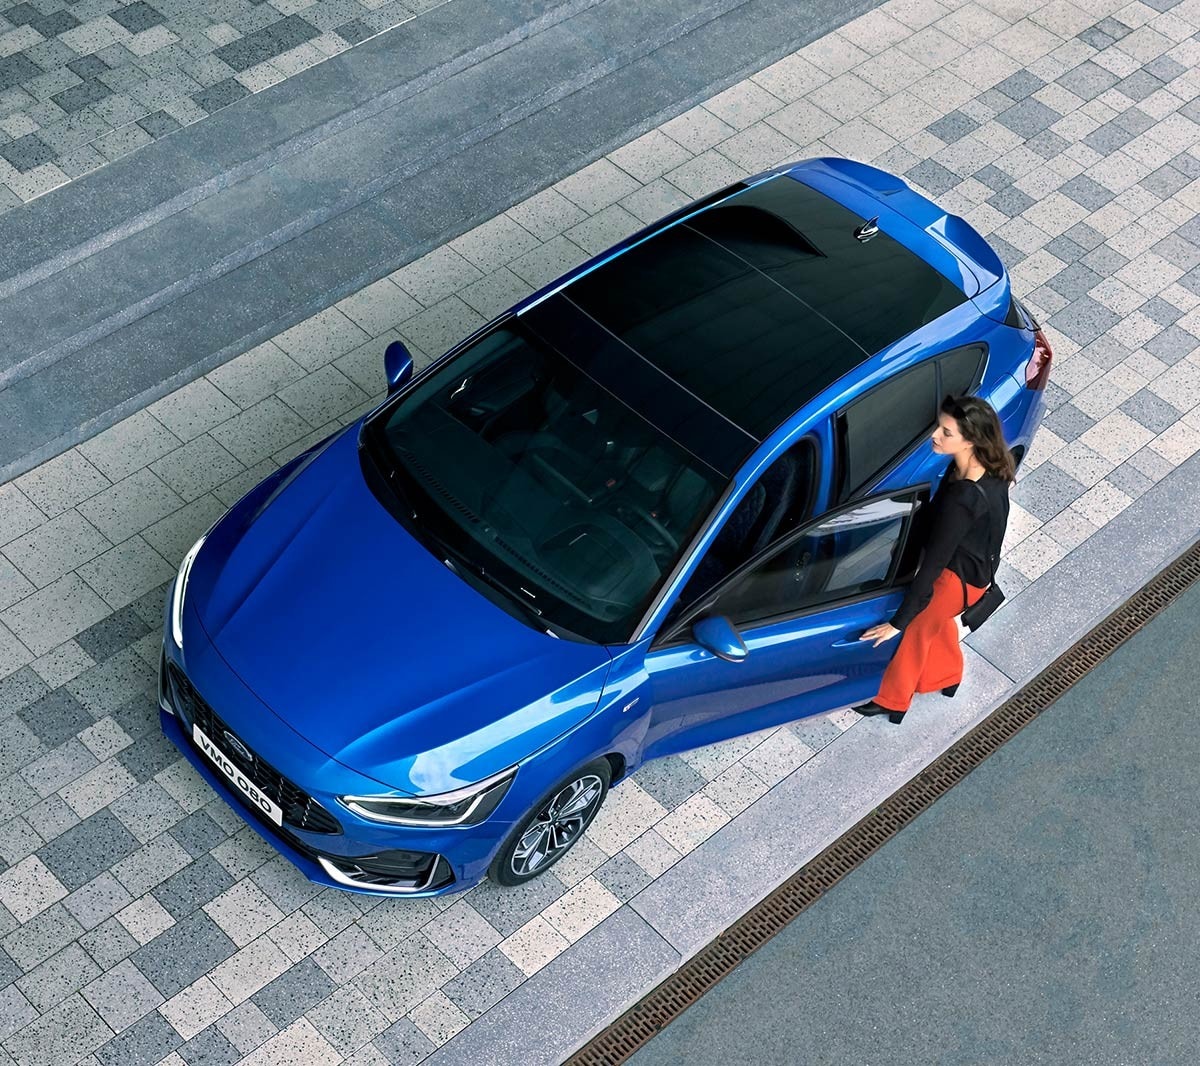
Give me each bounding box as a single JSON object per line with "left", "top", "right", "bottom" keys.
{"left": 193, "top": 724, "right": 283, "bottom": 826}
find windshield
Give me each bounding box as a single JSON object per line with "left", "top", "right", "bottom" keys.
{"left": 367, "top": 323, "right": 725, "bottom": 643}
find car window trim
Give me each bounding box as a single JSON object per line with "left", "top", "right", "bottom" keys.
{"left": 652, "top": 483, "right": 930, "bottom": 648}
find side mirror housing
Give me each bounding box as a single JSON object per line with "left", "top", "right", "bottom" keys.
{"left": 692, "top": 615, "right": 748, "bottom": 663}
{"left": 384, "top": 341, "right": 414, "bottom": 394}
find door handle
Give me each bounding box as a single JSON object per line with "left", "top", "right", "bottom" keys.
{"left": 832, "top": 636, "right": 864, "bottom": 648}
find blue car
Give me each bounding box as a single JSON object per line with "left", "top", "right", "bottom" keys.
{"left": 160, "top": 157, "right": 1052, "bottom": 895}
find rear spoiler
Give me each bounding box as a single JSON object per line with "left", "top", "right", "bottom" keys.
{"left": 786, "top": 158, "right": 1007, "bottom": 309}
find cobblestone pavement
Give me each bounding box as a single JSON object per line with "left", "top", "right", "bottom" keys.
{"left": 0, "top": 0, "right": 447, "bottom": 207}
{"left": 2, "top": 0, "right": 1200, "bottom": 1062}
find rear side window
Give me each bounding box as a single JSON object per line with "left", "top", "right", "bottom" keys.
{"left": 837, "top": 361, "right": 938, "bottom": 499}
{"left": 1004, "top": 296, "right": 1024, "bottom": 329}
{"left": 836, "top": 345, "right": 988, "bottom": 500}
{"left": 938, "top": 344, "right": 985, "bottom": 400}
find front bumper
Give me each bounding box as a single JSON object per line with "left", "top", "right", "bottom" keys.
{"left": 160, "top": 658, "right": 461, "bottom": 894}
{"left": 159, "top": 702, "right": 456, "bottom": 894}
{"left": 159, "top": 611, "right": 521, "bottom": 896}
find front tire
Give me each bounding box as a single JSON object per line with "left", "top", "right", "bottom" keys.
{"left": 489, "top": 759, "right": 611, "bottom": 887}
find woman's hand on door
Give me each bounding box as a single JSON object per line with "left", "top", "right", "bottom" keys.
{"left": 860, "top": 622, "right": 899, "bottom": 647}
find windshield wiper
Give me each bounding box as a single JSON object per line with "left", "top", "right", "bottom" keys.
{"left": 361, "top": 426, "right": 584, "bottom": 641}
{"left": 440, "top": 552, "right": 559, "bottom": 635}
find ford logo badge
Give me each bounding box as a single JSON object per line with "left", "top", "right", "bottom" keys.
{"left": 222, "top": 730, "right": 253, "bottom": 764}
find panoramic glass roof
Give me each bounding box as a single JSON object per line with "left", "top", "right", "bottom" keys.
{"left": 566, "top": 176, "right": 966, "bottom": 440}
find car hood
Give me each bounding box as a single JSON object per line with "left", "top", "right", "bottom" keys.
{"left": 189, "top": 427, "right": 611, "bottom": 795}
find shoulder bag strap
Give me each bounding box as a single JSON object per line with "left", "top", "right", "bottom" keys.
{"left": 971, "top": 481, "right": 998, "bottom": 586}
{"left": 959, "top": 481, "right": 997, "bottom": 611}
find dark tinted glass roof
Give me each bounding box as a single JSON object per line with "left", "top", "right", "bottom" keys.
{"left": 521, "top": 296, "right": 756, "bottom": 479}
{"left": 566, "top": 176, "right": 966, "bottom": 440}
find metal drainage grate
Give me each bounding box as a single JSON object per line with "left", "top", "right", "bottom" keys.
{"left": 567, "top": 539, "right": 1200, "bottom": 1066}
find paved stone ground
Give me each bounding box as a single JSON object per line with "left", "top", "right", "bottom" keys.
{"left": 0, "top": 0, "right": 448, "bottom": 207}
{"left": 1, "top": 0, "right": 1199, "bottom": 1062}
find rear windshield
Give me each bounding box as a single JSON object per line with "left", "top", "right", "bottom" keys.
{"left": 369, "top": 325, "right": 725, "bottom": 643}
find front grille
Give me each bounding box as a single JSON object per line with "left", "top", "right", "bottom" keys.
{"left": 167, "top": 665, "right": 341, "bottom": 835}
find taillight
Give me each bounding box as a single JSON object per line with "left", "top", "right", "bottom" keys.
{"left": 1025, "top": 328, "right": 1053, "bottom": 390}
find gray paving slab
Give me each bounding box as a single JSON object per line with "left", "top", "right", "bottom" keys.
{"left": 424, "top": 908, "right": 679, "bottom": 1066}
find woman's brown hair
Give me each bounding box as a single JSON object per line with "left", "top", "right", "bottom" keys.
{"left": 942, "top": 394, "right": 1017, "bottom": 483}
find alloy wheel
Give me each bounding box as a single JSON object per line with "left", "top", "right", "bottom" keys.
{"left": 509, "top": 773, "right": 604, "bottom": 879}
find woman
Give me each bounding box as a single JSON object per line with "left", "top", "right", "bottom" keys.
{"left": 854, "top": 395, "right": 1014, "bottom": 725}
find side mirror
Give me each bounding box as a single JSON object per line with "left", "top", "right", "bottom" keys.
{"left": 384, "top": 341, "right": 414, "bottom": 394}
{"left": 692, "top": 615, "right": 748, "bottom": 663}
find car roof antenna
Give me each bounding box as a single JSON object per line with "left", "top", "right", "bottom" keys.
{"left": 854, "top": 216, "right": 880, "bottom": 243}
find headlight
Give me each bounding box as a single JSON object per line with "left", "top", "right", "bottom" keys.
{"left": 341, "top": 767, "right": 517, "bottom": 827}
{"left": 170, "top": 534, "right": 206, "bottom": 648}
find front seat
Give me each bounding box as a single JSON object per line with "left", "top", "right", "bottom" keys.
{"left": 684, "top": 481, "right": 769, "bottom": 601}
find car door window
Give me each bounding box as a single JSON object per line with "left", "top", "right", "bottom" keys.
{"left": 702, "top": 492, "right": 919, "bottom": 629}
{"left": 669, "top": 439, "right": 818, "bottom": 618}
{"left": 837, "top": 363, "right": 938, "bottom": 500}
{"left": 835, "top": 345, "right": 988, "bottom": 503}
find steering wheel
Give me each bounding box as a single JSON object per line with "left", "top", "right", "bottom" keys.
{"left": 617, "top": 504, "right": 679, "bottom": 555}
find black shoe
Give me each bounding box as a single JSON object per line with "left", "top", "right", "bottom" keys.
{"left": 941, "top": 684, "right": 959, "bottom": 698}
{"left": 854, "top": 701, "right": 905, "bottom": 725}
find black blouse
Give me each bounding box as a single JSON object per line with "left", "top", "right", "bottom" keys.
{"left": 890, "top": 466, "right": 1010, "bottom": 630}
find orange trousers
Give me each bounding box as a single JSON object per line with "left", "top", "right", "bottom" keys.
{"left": 874, "top": 568, "right": 986, "bottom": 714}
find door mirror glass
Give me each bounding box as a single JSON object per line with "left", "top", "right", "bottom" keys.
{"left": 384, "top": 341, "right": 414, "bottom": 393}
{"left": 692, "top": 615, "right": 748, "bottom": 662}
